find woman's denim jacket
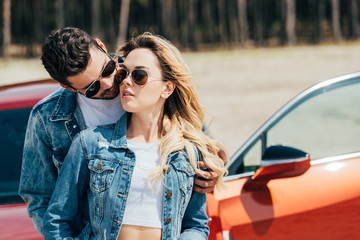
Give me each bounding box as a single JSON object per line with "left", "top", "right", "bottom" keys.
{"left": 43, "top": 113, "right": 209, "bottom": 240}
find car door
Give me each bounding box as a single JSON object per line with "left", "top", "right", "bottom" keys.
{"left": 207, "top": 73, "right": 360, "bottom": 240}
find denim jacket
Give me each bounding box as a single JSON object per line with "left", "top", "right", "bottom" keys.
{"left": 43, "top": 113, "right": 209, "bottom": 240}
{"left": 19, "top": 88, "right": 88, "bottom": 236}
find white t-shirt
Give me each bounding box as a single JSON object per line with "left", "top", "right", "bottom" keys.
{"left": 77, "top": 94, "right": 125, "bottom": 128}
{"left": 122, "top": 140, "right": 164, "bottom": 228}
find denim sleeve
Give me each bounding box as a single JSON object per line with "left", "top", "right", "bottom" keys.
{"left": 43, "top": 135, "right": 89, "bottom": 240}
{"left": 179, "top": 191, "right": 209, "bottom": 240}
{"left": 18, "top": 109, "right": 58, "bottom": 235}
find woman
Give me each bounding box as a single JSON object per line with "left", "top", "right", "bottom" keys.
{"left": 43, "top": 33, "right": 227, "bottom": 240}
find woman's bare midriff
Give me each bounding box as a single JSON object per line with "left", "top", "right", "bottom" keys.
{"left": 117, "top": 224, "right": 162, "bottom": 240}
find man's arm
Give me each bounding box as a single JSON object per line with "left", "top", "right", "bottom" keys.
{"left": 196, "top": 124, "right": 228, "bottom": 193}
{"left": 18, "top": 109, "right": 58, "bottom": 235}
{"left": 180, "top": 191, "right": 209, "bottom": 240}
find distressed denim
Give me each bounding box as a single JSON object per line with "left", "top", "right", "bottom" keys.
{"left": 18, "top": 88, "right": 89, "bottom": 236}
{"left": 43, "top": 113, "right": 209, "bottom": 240}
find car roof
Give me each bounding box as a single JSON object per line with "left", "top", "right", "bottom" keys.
{"left": 0, "top": 79, "right": 60, "bottom": 111}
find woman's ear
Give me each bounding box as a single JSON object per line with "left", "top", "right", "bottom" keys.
{"left": 162, "top": 81, "right": 175, "bottom": 99}
{"left": 95, "top": 38, "right": 108, "bottom": 53}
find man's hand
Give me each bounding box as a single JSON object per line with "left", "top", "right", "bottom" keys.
{"left": 194, "top": 148, "right": 228, "bottom": 194}
{"left": 194, "top": 161, "right": 219, "bottom": 194}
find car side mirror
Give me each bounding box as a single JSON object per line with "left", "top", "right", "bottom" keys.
{"left": 243, "top": 145, "right": 311, "bottom": 191}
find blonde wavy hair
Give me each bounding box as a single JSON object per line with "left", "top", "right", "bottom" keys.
{"left": 118, "top": 33, "right": 228, "bottom": 188}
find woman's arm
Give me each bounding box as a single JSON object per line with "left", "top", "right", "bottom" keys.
{"left": 179, "top": 191, "right": 209, "bottom": 240}
{"left": 180, "top": 147, "right": 210, "bottom": 240}
{"left": 43, "top": 134, "right": 90, "bottom": 240}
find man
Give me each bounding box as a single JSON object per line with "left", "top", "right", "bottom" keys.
{"left": 19, "top": 27, "right": 221, "bottom": 236}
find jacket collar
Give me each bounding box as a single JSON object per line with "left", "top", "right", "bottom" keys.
{"left": 110, "top": 113, "right": 188, "bottom": 160}
{"left": 110, "top": 112, "right": 129, "bottom": 148}
{"left": 50, "top": 88, "right": 77, "bottom": 121}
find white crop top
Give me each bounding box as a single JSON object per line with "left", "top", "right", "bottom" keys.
{"left": 122, "top": 140, "right": 164, "bottom": 228}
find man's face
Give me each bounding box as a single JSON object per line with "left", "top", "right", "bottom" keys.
{"left": 67, "top": 47, "right": 119, "bottom": 99}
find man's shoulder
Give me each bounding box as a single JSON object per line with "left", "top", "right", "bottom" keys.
{"left": 32, "top": 88, "right": 63, "bottom": 110}
{"left": 32, "top": 88, "right": 76, "bottom": 112}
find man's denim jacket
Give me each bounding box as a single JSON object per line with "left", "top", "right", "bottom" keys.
{"left": 19, "top": 88, "right": 88, "bottom": 236}
{"left": 43, "top": 113, "right": 209, "bottom": 240}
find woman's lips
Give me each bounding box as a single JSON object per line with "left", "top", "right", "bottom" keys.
{"left": 122, "top": 89, "right": 134, "bottom": 98}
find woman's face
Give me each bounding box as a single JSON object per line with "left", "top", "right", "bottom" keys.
{"left": 119, "top": 48, "right": 172, "bottom": 115}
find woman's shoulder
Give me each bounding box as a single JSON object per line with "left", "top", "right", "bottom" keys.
{"left": 169, "top": 153, "right": 196, "bottom": 176}
{"left": 79, "top": 123, "right": 116, "bottom": 144}
{"left": 168, "top": 143, "right": 200, "bottom": 159}
{"left": 168, "top": 147, "right": 198, "bottom": 171}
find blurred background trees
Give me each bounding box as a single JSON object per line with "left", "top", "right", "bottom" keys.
{"left": 1, "top": 0, "right": 360, "bottom": 57}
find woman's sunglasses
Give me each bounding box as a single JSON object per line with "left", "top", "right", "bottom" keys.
{"left": 83, "top": 59, "right": 117, "bottom": 98}
{"left": 115, "top": 68, "right": 160, "bottom": 86}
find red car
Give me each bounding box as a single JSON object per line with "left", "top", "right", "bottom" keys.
{"left": 1, "top": 73, "right": 359, "bottom": 239}
{"left": 0, "top": 79, "right": 59, "bottom": 240}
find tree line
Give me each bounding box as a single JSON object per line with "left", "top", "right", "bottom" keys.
{"left": 1, "top": 0, "right": 360, "bottom": 57}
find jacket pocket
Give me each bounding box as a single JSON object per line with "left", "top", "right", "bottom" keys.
{"left": 88, "top": 159, "right": 117, "bottom": 193}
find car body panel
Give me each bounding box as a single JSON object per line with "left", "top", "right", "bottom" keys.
{"left": 0, "top": 203, "right": 42, "bottom": 240}
{"left": 208, "top": 156, "right": 360, "bottom": 239}
{"left": 0, "top": 79, "right": 58, "bottom": 111}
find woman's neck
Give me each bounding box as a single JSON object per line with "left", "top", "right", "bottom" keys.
{"left": 127, "top": 112, "right": 162, "bottom": 143}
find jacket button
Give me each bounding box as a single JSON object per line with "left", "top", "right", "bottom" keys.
{"left": 166, "top": 167, "right": 170, "bottom": 174}
{"left": 166, "top": 217, "right": 172, "bottom": 223}
{"left": 166, "top": 192, "right": 172, "bottom": 198}
{"left": 97, "top": 162, "right": 103, "bottom": 170}
{"left": 186, "top": 166, "right": 191, "bottom": 172}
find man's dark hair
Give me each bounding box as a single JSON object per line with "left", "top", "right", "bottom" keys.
{"left": 41, "top": 27, "right": 98, "bottom": 86}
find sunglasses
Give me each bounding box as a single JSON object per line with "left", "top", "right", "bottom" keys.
{"left": 83, "top": 59, "right": 117, "bottom": 98}
{"left": 115, "top": 68, "right": 160, "bottom": 86}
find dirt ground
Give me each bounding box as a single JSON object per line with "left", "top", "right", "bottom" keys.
{"left": 1, "top": 43, "right": 360, "bottom": 155}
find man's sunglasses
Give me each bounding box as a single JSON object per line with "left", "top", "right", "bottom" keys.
{"left": 82, "top": 59, "right": 117, "bottom": 98}
{"left": 115, "top": 68, "right": 161, "bottom": 86}
{"left": 76, "top": 52, "right": 124, "bottom": 98}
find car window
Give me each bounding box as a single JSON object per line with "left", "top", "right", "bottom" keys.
{"left": 0, "top": 108, "right": 31, "bottom": 204}
{"left": 229, "top": 78, "right": 360, "bottom": 176}
{"left": 243, "top": 138, "right": 262, "bottom": 172}
{"left": 267, "top": 81, "right": 360, "bottom": 160}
